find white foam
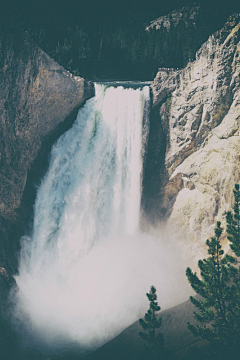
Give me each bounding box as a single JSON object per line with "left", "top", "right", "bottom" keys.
{"left": 12, "top": 84, "right": 191, "bottom": 353}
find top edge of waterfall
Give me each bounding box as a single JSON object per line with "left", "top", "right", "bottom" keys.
{"left": 94, "top": 80, "right": 152, "bottom": 88}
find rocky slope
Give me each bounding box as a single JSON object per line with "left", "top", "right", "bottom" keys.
{"left": 144, "top": 3, "right": 213, "bottom": 70}
{"left": 85, "top": 299, "right": 199, "bottom": 360}
{"left": 147, "top": 13, "right": 240, "bottom": 262}
{"left": 0, "top": 28, "right": 94, "bottom": 282}
{"left": 146, "top": 3, "right": 201, "bottom": 31}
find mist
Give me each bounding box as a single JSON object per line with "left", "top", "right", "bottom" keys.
{"left": 12, "top": 230, "right": 191, "bottom": 353}
{"left": 11, "top": 84, "right": 192, "bottom": 355}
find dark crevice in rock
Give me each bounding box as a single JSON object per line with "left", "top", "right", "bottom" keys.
{"left": 158, "top": 172, "right": 184, "bottom": 220}
{"left": 141, "top": 91, "right": 187, "bottom": 225}
{"left": 141, "top": 102, "right": 168, "bottom": 225}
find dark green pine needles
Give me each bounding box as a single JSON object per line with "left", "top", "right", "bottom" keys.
{"left": 226, "top": 184, "right": 240, "bottom": 256}
{"left": 139, "top": 286, "right": 166, "bottom": 359}
{"left": 186, "top": 184, "right": 240, "bottom": 358}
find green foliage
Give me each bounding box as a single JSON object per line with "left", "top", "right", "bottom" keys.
{"left": 165, "top": 92, "right": 172, "bottom": 112}
{"left": 139, "top": 286, "right": 165, "bottom": 359}
{"left": 186, "top": 185, "right": 240, "bottom": 358}
{"left": 226, "top": 184, "right": 240, "bottom": 257}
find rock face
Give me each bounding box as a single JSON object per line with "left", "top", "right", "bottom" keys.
{"left": 0, "top": 29, "right": 94, "bottom": 220}
{"left": 146, "top": 4, "right": 201, "bottom": 31}
{"left": 0, "top": 28, "right": 94, "bottom": 359}
{"left": 0, "top": 29, "right": 94, "bottom": 274}
{"left": 147, "top": 14, "right": 240, "bottom": 261}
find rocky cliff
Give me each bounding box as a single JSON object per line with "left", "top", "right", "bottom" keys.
{"left": 146, "top": 3, "right": 201, "bottom": 31}
{"left": 147, "top": 14, "right": 240, "bottom": 262}
{"left": 0, "top": 28, "right": 94, "bottom": 278}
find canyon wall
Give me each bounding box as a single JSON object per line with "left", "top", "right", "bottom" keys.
{"left": 0, "top": 14, "right": 239, "bottom": 360}
{"left": 148, "top": 14, "right": 240, "bottom": 261}
{"left": 0, "top": 28, "right": 94, "bottom": 281}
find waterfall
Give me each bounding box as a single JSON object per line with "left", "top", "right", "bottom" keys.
{"left": 20, "top": 84, "right": 149, "bottom": 272}
{"left": 12, "top": 83, "right": 190, "bottom": 354}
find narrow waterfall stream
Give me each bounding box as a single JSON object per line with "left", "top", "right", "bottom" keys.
{"left": 12, "top": 83, "right": 190, "bottom": 354}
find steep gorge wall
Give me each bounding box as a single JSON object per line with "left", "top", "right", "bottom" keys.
{"left": 148, "top": 14, "right": 240, "bottom": 261}
{"left": 0, "top": 28, "right": 94, "bottom": 280}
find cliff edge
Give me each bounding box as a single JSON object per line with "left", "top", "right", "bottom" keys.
{"left": 0, "top": 29, "right": 94, "bottom": 219}
{"left": 0, "top": 28, "right": 94, "bottom": 278}
{"left": 148, "top": 14, "right": 240, "bottom": 262}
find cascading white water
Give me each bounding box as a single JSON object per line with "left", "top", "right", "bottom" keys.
{"left": 22, "top": 84, "right": 149, "bottom": 272}
{"left": 13, "top": 83, "right": 191, "bottom": 354}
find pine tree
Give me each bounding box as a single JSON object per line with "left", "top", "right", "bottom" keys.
{"left": 139, "top": 286, "right": 165, "bottom": 359}
{"left": 186, "top": 186, "right": 240, "bottom": 358}
{"left": 226, "top": 184, "right": 240, "bottom": 256}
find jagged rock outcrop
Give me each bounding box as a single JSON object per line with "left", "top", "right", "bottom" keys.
{"left": 0, "top": 28, "right": 94, "bottom": 274}
{"left": 149, "top": 14, "right": 240, "bottom": 260}
{"left": 144, "top": 3, "right": 208, "bottom": 71}
{"left": 146, "top": 4, "right": 201, "bottom": 31}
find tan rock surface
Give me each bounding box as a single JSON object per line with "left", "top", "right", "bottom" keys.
{"left": 0, "top": 29, "right": 94, "bottom": 277}
{"left": 0, "top": 30, "right": 94, "bottom": 221}
{"left": 150, "top": 14, "right": 240, "bottom": 257}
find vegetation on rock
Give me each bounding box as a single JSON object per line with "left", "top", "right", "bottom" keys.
{"left": 186, "top": 184, "right": 240, "bottom": 359}
{"left": 226, "top": 184, "right": 240, "bottom": 257}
